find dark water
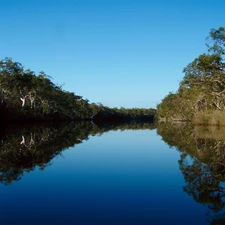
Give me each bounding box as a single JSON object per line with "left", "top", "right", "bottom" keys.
{"left": 0, "top": 122, "right": 224, "bottom": 225}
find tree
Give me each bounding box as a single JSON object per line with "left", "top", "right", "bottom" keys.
{"left": 157, "top": 26, "right": 225, "bottom": 122}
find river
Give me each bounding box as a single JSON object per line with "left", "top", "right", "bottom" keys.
{"left": 0, "top": 122, "right": 223, "bottom": 225}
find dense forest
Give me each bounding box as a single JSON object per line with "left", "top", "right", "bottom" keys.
{"left": 0, "top": 57, "right": 156, "bottom": 123}
{"left": 157, "top": 26, "right": 225, "bottom": 125}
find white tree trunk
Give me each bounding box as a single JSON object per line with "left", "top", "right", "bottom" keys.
{"left": 20, "top": 135, "right": 25, "bottom": 145}
{"left": 30, "top": 96, "right": 35, "bottom": 109}
{"left": 20, "top": 96, "right": 27, "bottom": 109}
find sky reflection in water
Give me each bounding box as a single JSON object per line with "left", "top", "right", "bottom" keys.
{"left": 0, "top": 129, "right": 208, "bottom": 225}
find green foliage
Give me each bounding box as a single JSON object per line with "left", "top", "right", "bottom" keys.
{"left": 157, "top": 26, "right": 225, "bottom": 123}
{"left": 0, "top": 57, "right": 156, "bottom": 122}
{"left": 109, "top": 107, "right": 156, "bottom": 119}
{"left": 0, "top": 57, "right": 102, "bottom": 120}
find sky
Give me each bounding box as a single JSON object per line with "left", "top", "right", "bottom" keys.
{"left": 0, "top": 0, "right": 225, "bottom": 109}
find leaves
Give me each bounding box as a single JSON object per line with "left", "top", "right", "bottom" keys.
{"left": 157, "top": 26, "right": 225, "bottom": 122}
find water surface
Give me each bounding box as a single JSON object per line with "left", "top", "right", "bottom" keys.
{"left": 0, "top": 123, "right": 223, "bottom": 225}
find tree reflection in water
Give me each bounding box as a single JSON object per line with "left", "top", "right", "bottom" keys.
{"left": 0, "top": 122, "right": 90, "bottom": 185}
{"left": 157, "top": 123, "right": 225, "bottom": 225}
{"left": 0, "top": 121, "right": 155, "bottom": 185}
{"left": 2, "top": 121, "right": 225, "bottom": 223}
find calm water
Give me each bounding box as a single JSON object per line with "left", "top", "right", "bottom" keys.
{"left": 0, "top": 123, "right": 224, "bottom": 225}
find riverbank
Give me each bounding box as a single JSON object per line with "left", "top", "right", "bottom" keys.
{"left": 157, "top": 110, "right": 225, "bottom": 126}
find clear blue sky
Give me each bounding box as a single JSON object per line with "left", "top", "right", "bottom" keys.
{"left": 1, "top": 0, "right": 225, "bottom": 109}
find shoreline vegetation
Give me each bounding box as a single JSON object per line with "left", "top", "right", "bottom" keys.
{"left": 2, "top": 27, "right": 225, "bottom": 126}
{"left": 156, "top": 26, "right": 225, "bottom": 126}
{"left": 0, "top": 57, "right": 155, "bottom": 125}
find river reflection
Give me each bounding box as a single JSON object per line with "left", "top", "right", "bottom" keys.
{"left": 0, "top": 122, "right": 224, "bottom": 224}
{"left": 157, "top": 123, "right": 225, "bottom": 225}
{"left": 0, "top": 122, "right": 155, "bottom": 185}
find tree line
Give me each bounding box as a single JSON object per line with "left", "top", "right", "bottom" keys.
{"left": 157, "top": 26, "right": 225, "bottom": 125}
{"left": 0, "top": 57, "right": 156, "bottom": 122}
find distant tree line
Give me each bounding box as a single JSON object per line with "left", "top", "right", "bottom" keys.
{"left": 157, "top": 26, "right": 225, "bottom": 125}
{"left": 0, "top": 57, "right": 156, "bottom": 122}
